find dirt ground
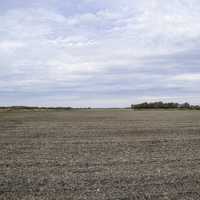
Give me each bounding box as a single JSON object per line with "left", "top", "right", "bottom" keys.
{"left": 0, "top": 109, "right": 200, "bottom": 200}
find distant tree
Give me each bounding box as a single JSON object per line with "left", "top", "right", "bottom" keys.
{"left": 180, "top": 102, "right": 190, "bottom": 109}
{"left": 131, "top": 101, "right": 199, "bottom": 110}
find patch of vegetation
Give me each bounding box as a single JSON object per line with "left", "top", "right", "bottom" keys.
{"left": 0, "top": 106, "right": 73, "bottom": 111}
{"left": 131, "top": 101, "right": 200, "bottom": 110}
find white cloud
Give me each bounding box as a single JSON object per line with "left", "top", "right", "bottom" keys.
{"left": 173, "top": 73, "right": 200, "bottom": 81}
{"left": 0, "top": 40, "right": 25, "bottom": 51}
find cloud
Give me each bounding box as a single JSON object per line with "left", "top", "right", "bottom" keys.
{"left": 172, "top": 73, "right": 200, "bottom": 81}
{"left": 0, "top": 0, "right": 200, "bottom": 106}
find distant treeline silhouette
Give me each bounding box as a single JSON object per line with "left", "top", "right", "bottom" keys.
{"left": 0, "top": 106, "right": 94, "bottom": 111}
{"left": 131, "top": 102, "right": 200, "bottom": 110}
{"left": 0, "top": 106, "right": 73, "bottom": 110}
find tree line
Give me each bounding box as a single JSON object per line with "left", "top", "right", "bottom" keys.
{"left": 0, "top": 106, "right": 73, "bottom": 110}
{"left": 131, "top": 102, "right": 200, "bottom": 110}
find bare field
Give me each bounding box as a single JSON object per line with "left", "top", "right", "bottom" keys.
{"left": 1, "top": 109, "right": 200, "bottom": 200}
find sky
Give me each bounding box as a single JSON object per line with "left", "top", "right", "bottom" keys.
{"left": 0, "top": 0, "right": 200, "bottom": 107}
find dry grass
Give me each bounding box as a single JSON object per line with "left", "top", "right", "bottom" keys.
{"left": 1, "top": 109, "right": 200, "bottom": 199}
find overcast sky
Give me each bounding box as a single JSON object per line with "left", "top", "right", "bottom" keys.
{"left": 0, "top": 0, "right": 200, "bottom": 107}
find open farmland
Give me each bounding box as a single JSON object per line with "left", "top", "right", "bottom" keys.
{"left": 1, "top": 109, "right": 200, "bottom": 200}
